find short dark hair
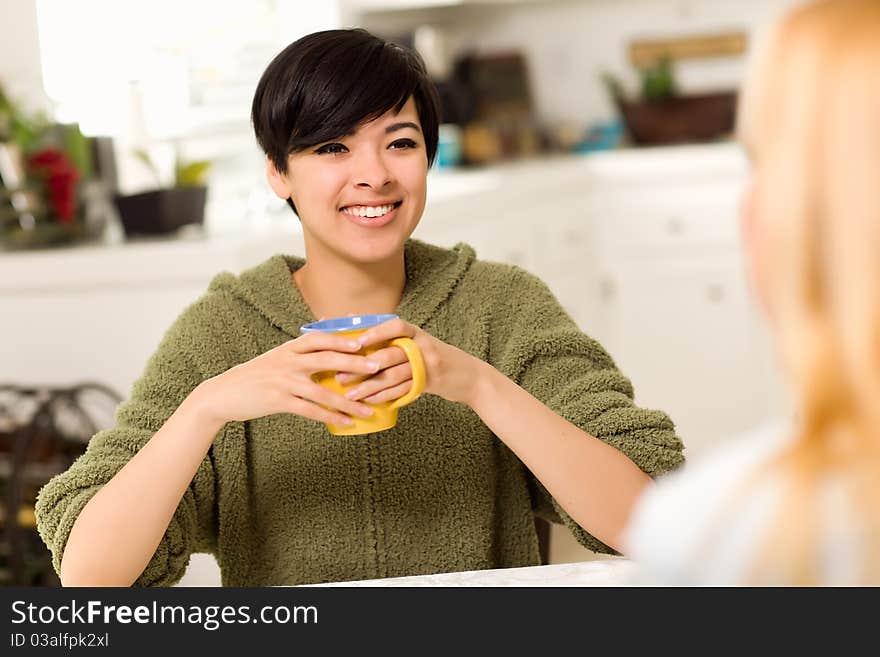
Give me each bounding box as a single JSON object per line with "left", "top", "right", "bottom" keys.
{"left": 251, "top": 28, "right": 440, "bottom": 215}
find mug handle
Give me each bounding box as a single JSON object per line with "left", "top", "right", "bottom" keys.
{"left": 388, "top": 337, "right": 426, "bottom": 409}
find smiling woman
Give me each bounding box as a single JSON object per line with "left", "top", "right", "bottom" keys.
{"left": 34, "top": 28, "right": 684, "bottom": 587}
{"left": 267, "top": 97, "right": 428, "bottom": 271}
{"left": 251, "top": 29, "right": 439, "bottom": 218}
{"left": 251, "top": 30, "right": 439, "bottom": 275}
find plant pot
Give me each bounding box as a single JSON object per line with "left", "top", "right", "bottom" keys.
{"left": 113, "top": 186, "right": 206, "bottom": 237}
{"left": 615, "top": 91, "right": 738, "bottom": 146}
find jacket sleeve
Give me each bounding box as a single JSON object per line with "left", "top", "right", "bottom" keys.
{"left": 487, "top": 265, "right": 686, "bottom": 555}
{"left": 35, "top": 300, "right": 220, "bottom": 586}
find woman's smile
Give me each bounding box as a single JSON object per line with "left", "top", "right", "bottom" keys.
{"left": 340, "top": 201, "right": 403, "bottom": 227}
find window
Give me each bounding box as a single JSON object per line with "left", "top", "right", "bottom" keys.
{"left": 36, "top": 0, "right": 341, "bottom": 230}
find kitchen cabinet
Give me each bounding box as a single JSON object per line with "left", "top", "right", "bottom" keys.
{"left": 418, "top": 144, "right": 785, "bottom": 460}
{"left": 583, "top": 150, "right": 785, "bottom": 458}
{"left": 0, "top": 229, "right": 305, "bottom": 398}
{"left": 417, "top": 160, "right": 599, "bottom": 326}
{"left": 597, "top": 255, "right": 774, "bottom": 456}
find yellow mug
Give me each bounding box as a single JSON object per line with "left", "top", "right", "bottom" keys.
{"left": 300, "top": 314, "right": 426, "bottom": 435}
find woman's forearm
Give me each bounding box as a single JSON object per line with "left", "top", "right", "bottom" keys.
{"left": 467, "top": 361, "right": 652, "bottom": 552}
{"left": 59, "top": 386, "right": 224, "bottom": 587}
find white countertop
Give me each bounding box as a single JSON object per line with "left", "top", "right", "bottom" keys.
{"left": 427, "top": 141, "right": 745, "bottom": 196}
{"left": 0, "top": 142, "right": 746, "bottom": 292}
{"left": 309, "top": 558, "right": 638, "bottom": 587}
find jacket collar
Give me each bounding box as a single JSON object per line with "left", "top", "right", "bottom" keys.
{"left": 222, "top": 238, "right": 476, "bottom": 338}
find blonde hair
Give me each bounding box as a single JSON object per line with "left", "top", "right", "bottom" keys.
{"left": 736, "top": 0, "right": 880, "bottom": 584}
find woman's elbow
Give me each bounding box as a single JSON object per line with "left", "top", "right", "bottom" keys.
{"left": 59, "top": 556, "right": 135, "bottom": 587}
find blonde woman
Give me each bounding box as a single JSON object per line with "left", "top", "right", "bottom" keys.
{"left": 623, "top": 0, "right": 880, "bottom": 585}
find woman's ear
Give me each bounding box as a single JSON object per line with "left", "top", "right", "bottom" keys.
{"left": 266, "top": 156, "right": 291, "bottom": 200}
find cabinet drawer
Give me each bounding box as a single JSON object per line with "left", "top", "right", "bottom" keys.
{"left": 592, "top": 179, "right": 745, "bottom": 258}
{"left": 538, "top": 199, "right": 595, "bottom": 275}
{"left": 599, "top": 205, "right": 740, "bottom": 254}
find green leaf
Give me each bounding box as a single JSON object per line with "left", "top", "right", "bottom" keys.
{"left": 61, "top": 123, "right": 92, "bottom": 179}
{"left": 601, "top": 72, "right": 626, "bottom": 102}
{"left": 174, "top": 160, "right": 211, "bottom": 188}
{"left": 134, "top": 149, "right": 162, "bottom": 187}
{"left": 0, "top": 84, "right": 48, "bottom": 151}
{"left": 640, "top": 55, "right": 678, "bottom": 101}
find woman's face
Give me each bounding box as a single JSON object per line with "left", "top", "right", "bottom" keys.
{"left": 268, "top": 96, "right": 428, "bottom": 265}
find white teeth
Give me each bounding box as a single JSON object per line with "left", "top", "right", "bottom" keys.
{"left": 342, "top": 204, "right": 395, "bottom": 218}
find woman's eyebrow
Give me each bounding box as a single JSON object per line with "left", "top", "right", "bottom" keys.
{"left": 385, "top": 121, "right": 421, "bottom": 134}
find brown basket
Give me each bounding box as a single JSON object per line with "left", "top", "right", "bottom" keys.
{"left": 615, "top": 91, "right": 738, "bottom": 145}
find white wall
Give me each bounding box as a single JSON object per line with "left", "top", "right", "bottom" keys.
{"left": 0, "top": 0, "right": 48, "bottom": 112}
{"left": 360, "top": 0, "right": 802, "bottom": 126}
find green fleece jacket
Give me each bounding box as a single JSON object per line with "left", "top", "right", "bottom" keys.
{"left": 36, "top": 238, "right": 684, "bottom": 586}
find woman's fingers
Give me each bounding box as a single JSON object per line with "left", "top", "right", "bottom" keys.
{"left": 371, "top": 345, "right": 409, "bottom": 367}
{"left": 297, "top": 350, "right": 380, "bottom": 376}
{"left": 282, "top": 333, "right": 416, "bottom": 420}
{"left": 362, "top": 380, "right": 412, "bottom": 404}
{"left": 343, "top": 362, "right": 412, "bottom": 401}
{"left": 285, "top": 395, "right": 357, "bottom": 427}
{"left": 334, "top": 372, "right": 371, "bottom": 386}
{"left": 336, "top": 345, "right": 407, "bottom": 384}
{"left": 295, "top": 379, "right": 375, "bottom": 419}
{"left": 354, "top": 317, "right": 414, "bottom": 349}
{"left": 287, "top": 332, "right": 363, "bottom": 354}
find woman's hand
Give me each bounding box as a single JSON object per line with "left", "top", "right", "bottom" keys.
{"left": 190, "top": 333, "right": 381, "bottom": 427}
{"left": 334, "top": 317, "right": 485, "bottom": 406}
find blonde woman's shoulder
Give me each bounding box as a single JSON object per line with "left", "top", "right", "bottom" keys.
{"left": 622, "top": 420, "right": 791, "bottom": 585}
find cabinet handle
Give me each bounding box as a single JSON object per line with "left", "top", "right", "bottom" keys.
{"left": 564, "top": 229, "right": 583, "bottom": 245}
{"left": 667, "top": 218, "right": 684, "bottom": 236}
{"left": 600, "top": 277, "right": 616, "bottom": 301}
{"left": 706, "top": 283, "right": 725, "bottom": 302}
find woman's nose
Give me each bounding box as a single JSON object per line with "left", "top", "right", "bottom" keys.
{"left": 353, "top": 150, "right": 393, "bottom": 189}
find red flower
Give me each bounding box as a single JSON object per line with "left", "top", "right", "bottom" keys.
{"left": 26, "top": 148, "right": 80, "bottom": 223}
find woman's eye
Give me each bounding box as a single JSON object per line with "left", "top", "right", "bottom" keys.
{"left": 315, "top": 143, "right": 348, "bottom": 155}
{"left": 389, "top": 139, "right": 418, "bottom": 150}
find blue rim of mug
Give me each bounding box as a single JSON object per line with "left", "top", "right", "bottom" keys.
{"left": 299, "top": 314, "right": 399, "bottom": 334}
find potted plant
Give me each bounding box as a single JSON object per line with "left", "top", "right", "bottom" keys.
{"left": 113, "top": 148, "right": 211, "bottom": 237}
{"left": 0, "top": 85, "right": 99, "bottom": 249}
{"left": 602, "top": 56, "right": 737, "bottom": 146}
